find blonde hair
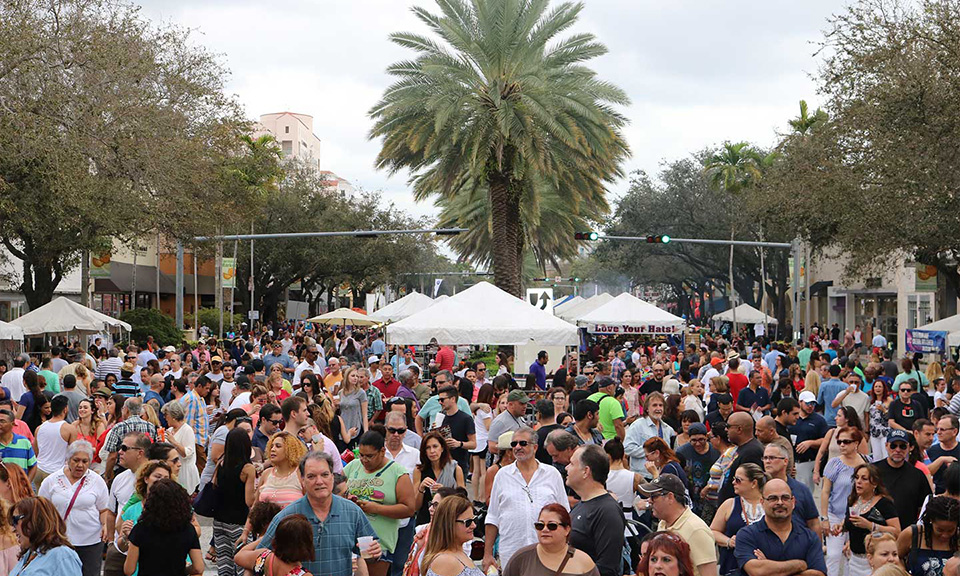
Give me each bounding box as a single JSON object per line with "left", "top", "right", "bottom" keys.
{"left": 141, "top": 403, "right": 161, "bottom": 428}
{"left": 268, "top": 431, "right": 307, "bottom": 469}
{"left": 865, "top": 532, "right": 897, "bottom": 557}
{"left": 870, "top": 565, "right": 909, "bottom": 576}
{"left": 339, "top": 366, "right": 358, "bottom": 395}
{"left": 926, "top": 361, "right": 943, "bottom": 383}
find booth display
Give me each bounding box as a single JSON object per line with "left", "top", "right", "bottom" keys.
{"left": 12, "top": 297, "right": 131, "bottom": 336}
{"left": 908, "top": 314, "right": 960, "bottom": 352}
{"left": 368, "top": 292, "right": 437, "bottom": 323}
{"left": 577, "top": 293, "right": 685, "bottom": 335}
{"left": 712, "top": 303, "right": 778, "bottom": 325}
{"left": 386, "top": 281, "right": 579, "bottom": 346}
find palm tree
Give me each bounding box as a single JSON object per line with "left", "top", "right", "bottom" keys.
{"left": 369, "top": 0, "right": 629, "bottom": 296}
{"left": 787, "top": 100, "right": 828, "bottom": 136}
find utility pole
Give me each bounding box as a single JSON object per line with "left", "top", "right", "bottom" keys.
{"left": 175, "top": 242, "right": 184, "bottom": 329}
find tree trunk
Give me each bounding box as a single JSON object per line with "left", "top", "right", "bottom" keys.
{"left": 20, "top": 260, "right": 61, "bottom": 310}
{"left": 488, "top": 172, "right": 524, "bottom": 297}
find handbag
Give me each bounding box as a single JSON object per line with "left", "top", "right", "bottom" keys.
{"left": 192, "top": 466, "right": 220, "bottom": 517}
{"left": 63, "top": 477, "right": 87, "bottom": 521}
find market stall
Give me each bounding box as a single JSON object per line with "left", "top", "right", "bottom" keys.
{"left": 368, "top": 291, "right": 438, "bottom": 324}
{"left": 556, "top": 292, "right": 614, "bottom": 322}
{"left": 712, "top": 303, "right": 778, "bottom": 325}
{"left": 576, "top": 292, "right": 685, "bottom": 336}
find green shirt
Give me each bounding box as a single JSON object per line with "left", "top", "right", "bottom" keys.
{"left": 343, "top": 459, "right": 408, "bottom": 553}
{"left": 797, "top": 348, "right": 813, "bottom": 370}
{"left": 38, "top": 370, "right": 60, "bottom": 394}
{"left": 587, "top": 391, "right": 625, "bottom": 440}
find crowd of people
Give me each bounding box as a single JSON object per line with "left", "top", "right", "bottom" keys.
{"left": 0, "top": 325, "right": 957, "bottom": 576}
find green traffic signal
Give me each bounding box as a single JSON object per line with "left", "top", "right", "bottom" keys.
{"left": 662, "top": 235, "right": 671, "bottom": 243}
{"left": 588, "top": 231, "right": 599, "bottom": 241}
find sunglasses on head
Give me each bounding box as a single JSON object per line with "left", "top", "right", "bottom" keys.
{"left": 534, "top": 521, "right": 567, "bottom": 531}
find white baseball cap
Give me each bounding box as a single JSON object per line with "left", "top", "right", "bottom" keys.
{"left": 798, "top": 391, "right": 817, "bottom": 404}
{"left": 368, "top": 355, "right": 380, "bottom": 364}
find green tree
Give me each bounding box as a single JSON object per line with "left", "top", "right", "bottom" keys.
{"left": 369, "top": 0, "right": 629, "bottom": 297}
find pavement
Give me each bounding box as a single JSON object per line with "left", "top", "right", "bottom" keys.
{"left": 196, "top": 516, "right": 218, "bottom": 575}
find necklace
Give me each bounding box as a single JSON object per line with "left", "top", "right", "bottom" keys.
{"left": 852, "top": 495, "right": 875, "bottom": 515}
{"left": 741, "top": 498, "right": 765, "bottom": 525}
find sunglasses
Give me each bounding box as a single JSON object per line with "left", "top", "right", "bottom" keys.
{"left": 269, "top": 419, "right": 284, "bottom": 426}
{"left": 510, "top": 440, "right": 531, "bottom": 448}
{"left": 11, "top": 514, "right": 24, "bottom": 525}
{"left": 534, "top": 521, "right": 567, "bottom": 531}
{"left": 169, "top": 457, "right": 181, "bottom": 464}
{"left": 889, "top": 442, "right": 909, "bottom": 450}
{"left": 387, "top": 427, "right": 407, "bottom": 435}
{"left": 455, "top": 518, "right": 477, "bottom": 528}
{"left": 900, "top": 388, "right": 912, "bottom": 393}
{"left": 118, "top": 445, "right": 141, "bottom": 452}
{"left": 837, "top": 439, "right": 856, "bottom": 445}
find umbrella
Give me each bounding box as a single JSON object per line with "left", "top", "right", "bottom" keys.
{"left": 306, "top": 307, "right": 377, "bottom": 327}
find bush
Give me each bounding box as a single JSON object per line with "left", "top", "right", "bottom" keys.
{"left": 196, "top": 308, "right": 245, "bottom": 336}
{"left": 119, "top": 308, "right": 183, "bottom": 347}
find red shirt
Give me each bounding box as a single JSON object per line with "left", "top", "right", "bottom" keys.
{"left": 727, "top": 372, "right": 749, "bottom": 404}
{"left": 435, "top": 347, "right": 455, "bottom": 371}
{"left": 374, "top": 377, "right": 400, "bottom": 398}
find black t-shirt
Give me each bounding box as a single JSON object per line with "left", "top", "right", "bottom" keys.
{"left": 536, "top": 423, "right": 562, "bottom": 464}
{"left": 888, "top": 398, "right": 927, "bottom": 431}
{"left": 718, "top": 438, "right": 765, "bottom": 502}
{"left": 843, "top": 497, "right": 897, "bottom": 554}
{"left": 775, "top": 419, "right": 792, "bottom": 441}
{"left": 926, "top": 442, "right": 960, "bottom": 493}
{"left": 569, "top": 494, "right": 625, "bottom": 576}
{"left": 553, "top": 368, "right": 568, "bottom": 389}
{"left": 639, "top": 378, "right": 663, "bottom": 396}
{"left": 676, "top": 443, "right": 720, "bottom": 500}
{"left": 440, "top": 409, "right": 475, "bottom": 470}
{"left": 875, "top": 459, "right": 932, "bottom": 529}
{"left": 128, "top": 521, "right": 201, "bottom": 576}
{"left": 705, "top": 410, "right": 727, "bottom": 431}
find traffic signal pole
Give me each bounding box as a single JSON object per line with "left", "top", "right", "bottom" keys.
{"left": 592, "top": 234, "right": 803, "bottom": 343}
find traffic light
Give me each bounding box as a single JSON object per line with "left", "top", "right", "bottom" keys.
{"left": 574, "top": 231, "right": 599, "bottom": 240}
{"left": 646, "top": 235, "right": 671, "bottom": 244}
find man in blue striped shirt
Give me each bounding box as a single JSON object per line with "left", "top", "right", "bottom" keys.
{"left": 0, "top": 408, "right": 36, "bottom": 481}
{"left": 113, "top": 362, "right": 140, "bottom": 398}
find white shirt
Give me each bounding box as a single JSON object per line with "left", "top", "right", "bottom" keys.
{"left": 137, "top": 350, "right": 157, "bottom": 368}
{"left": 700, "top": 367, "right": 720, "bottom": 398}
{"left": 2, "top": 367, "right": 26, "bottom": 400}
{"left": 220, "top": 380, "right": 237, "bottom": 408}
{"left": 293, "top": 359, "right": 326, "bottom": 387}
{"left": 280, "top": 338, "right": 294, "bottom": 355}
{"left": 229, "top": 392, "right": 252, "bottom": 411}
{"left": 486, "top": 461, "right": 569, "bottom": 568}
{"left": 38, "top": 468, "right": 109, "bottom": 546}
{"left": 385, "top": 443, "right": 420, "bottom": 477}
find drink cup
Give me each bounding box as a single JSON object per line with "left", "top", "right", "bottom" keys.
{"left": 358, "top": 536, "right": 375, "bottom": 559}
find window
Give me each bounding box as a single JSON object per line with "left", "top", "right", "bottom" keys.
{"left": 281, "top": 140, "right": 293, "bottom": 157}
{"left": 284, "top": 126, "right": 289, "bottom": 134}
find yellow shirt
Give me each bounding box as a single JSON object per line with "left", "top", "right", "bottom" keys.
{"left": 323, "top": 372, "right": 342, "bottom": 392}
{"left": 657, "top": 506, "right": 718, "bottom": 576}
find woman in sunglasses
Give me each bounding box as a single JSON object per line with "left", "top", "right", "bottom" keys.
{"left": 420, "top": 496, "right": 480, "bottom": 576}
{"left": 821, "top": 427, "right": 867, "bottom": 576}
{"left": 8, "top": 496, "right": 81, "bottom": 575}
{"left": 502, "top": 503, "right": 599, "bottom": 576}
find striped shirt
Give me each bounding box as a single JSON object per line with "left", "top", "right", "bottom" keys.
{"left": 112, "top": 379, "right": 140, "bottom": 398}
{"left": 0, "top": 433, "right": 37, "bottom": 472}
{"left": 180, "top": 390, "right": 209, "bottom": 446}
{"left": 95, "top": 357, "right": 124, "bottom": 381}
{"left": 102, "top": 416, "right": 157, "bottom": 453}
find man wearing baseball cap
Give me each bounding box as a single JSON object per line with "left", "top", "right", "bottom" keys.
{"left": 487, "top": 389, "right": 529, "bottom": 454}
{"left": 638, "top": 473, "right": 718, "bottom": 576}
{"left": 875, "top": 429, "right": 932, "bottom": 529}
{"left": 790, "top": 390, "right": 828, "bottom": 493}
{"left": 586, "top": 375, "right": 625, "bottom": 441}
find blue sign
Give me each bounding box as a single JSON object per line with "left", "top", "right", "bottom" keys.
{"left": 905, "top": 329, "right": 947, "bottom": 353}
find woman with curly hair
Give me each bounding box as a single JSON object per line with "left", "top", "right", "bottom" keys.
{"left": 255, "top": 431, "right": 306, "bottom": 508}
{"left": 896, "top": 495, "right": 959, "bottom": 576}
{"left": 115, "top": 461, "right": 176, "bottom": 575}
{"left": 0, "top": 483, "right": 18, "bottom": 573}
{"left": 9, "top": 496, "right": 81, "bottom": 575}
{"left": 124, "top": 479, "right": 203, "bottom": 576}
{"left": 0, "top": 461, "right": 34, "bottom": 506}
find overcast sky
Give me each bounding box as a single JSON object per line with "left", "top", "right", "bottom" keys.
{"left": 138, "top": 0, "right": 842, "bottom": 219}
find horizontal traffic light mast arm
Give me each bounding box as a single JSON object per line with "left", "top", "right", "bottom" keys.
{"left": 599, "top": 235, "right": 792, "bottom": 249}
{"left": 194, "top": 228, "right": 468, "bottom": 242}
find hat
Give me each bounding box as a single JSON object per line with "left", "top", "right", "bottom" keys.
{"left": 211, "top": 355, "right": 223, "bottom": 363}
{"left": 507, "top": 389, "right": 530, "bottom": 403}
{"left": 595, "top": 375, "right": 616, "bottom": 390}
{"left": 798, "top": 391, "right": 817, "bottom": 404}
{"left": 638, "top": 473, "right": 686, "bottom": 500}
{"left": 93, "top": 386, "right": 112, "bottom": 398}
{"left": 658, "top": 343, "right": 668, "bottom": 350}
{"left": 368, "top": 355, "right": 380, "bottom": 364}
{"left": 727, "top": 351, "right": 740, "bottom": 360}
{"left": 710, "top": 358, "right": 723, "bottom": 367}
{"left": 887, "top": 429, "right": 909, "bottom": 444}
{"left": 163, "top": 346, "right": 176, "bottom": 353}
{"left": 121, "top": 362, "right": 136, "bottom": 374}
{"left": 688, "top": 423, "right": 708, "bottom": 436}
{"left": 663, "top": 378, "right": 681, "bottom": 395}
{"left": 574, "top": 375, "right": 589, "bottom": 387}
{"left": 497, "top": 431, "right": 515, "bottom": 451}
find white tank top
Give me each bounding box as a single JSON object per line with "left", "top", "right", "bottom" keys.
{"left": 606, "top": 468, "right": 635, "bottom": 509}
{"left": 36, "top": 420, "right": 69, "bottom": 474}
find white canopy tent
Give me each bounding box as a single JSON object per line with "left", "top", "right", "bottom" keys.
{"left": 386, "top": 281, "right": 579, "bottom": 346}
{"left": 12, "top": 297, "right": 131, "bottom": 336}
{"left": 557, "top": 293, "right": 614, "bottom": 322}
{"left": 713, "top": 303, "right": 778, "bottom": 325}
{"left": 0, "top": 321, "right": 23, "bottom": 341}
{"left": 553, "top": 295, "right": 584, "bottom": 315}
{"left": 916, "top": 314, "right": 960, "bottom": 347}
{"left": 368, "top": 292, "right": 437, "bottom": 324}
{"left": 577, "top": 293, "right": 685, "bottom": 335}
{"left": 307, "top": 308, "right": 377, "bottom": 327}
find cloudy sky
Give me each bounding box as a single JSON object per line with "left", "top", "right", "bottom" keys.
{"left": 138, "top": 0, "right": 842, "bottom": 219}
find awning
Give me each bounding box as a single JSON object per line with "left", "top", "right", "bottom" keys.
{"left": 809, "top": 280, "right": 833, "bottom": 297}
{"left": 94, "top": 262, "right": 177, "bottom": 294}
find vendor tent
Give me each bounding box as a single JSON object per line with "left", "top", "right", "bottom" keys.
{"left": 12, "top": 297, "right": 131, "bottom": 336}
{"left": 386, "top": 281, "right": 579, "bottom": 346}
{"left": 0, "top": 321, "right": 23, "bottom": 341}
{"left": 577, "top": 293, "right": 685, "bottom": 335}
{"left": 553, "top": 295, "right": 583, "bottom": 315}
{"left": 368, "top": 292, "right": 437, "bottom": 323}
{"left": 557, "top": 293, "right": 614, "bottom": 322}
{"left": 307, "top": 308, "right": 377, "bottom": 327}
{"left": 713, "top": 303, "right": 778, "bottom": 325}
{"left": 915, "top": 314, "right": 960, "bottom": 347}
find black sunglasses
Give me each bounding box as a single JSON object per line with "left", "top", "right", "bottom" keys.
{"left": 534, "top": 521, "right": 566, "bottom": 531}
{"left": 269, "top": 418, "right": 284, "bottom": 426}
{"left": 387, "top": 427, "right": 407, "bottom": 435}
{"left": 11, "top": 514, "right": 24, "bottom": 525}
{"left": 455, "top": 518, "right": 477, "bottom": 528}
{"left": 510, "top": 440, "right": 531, "bottom": 448}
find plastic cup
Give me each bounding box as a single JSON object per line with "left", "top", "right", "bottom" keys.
{"left": 358, "top": 536, "right": 375, "bottom": 559}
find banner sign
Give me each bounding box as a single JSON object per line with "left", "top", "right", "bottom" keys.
{"left": 588, "top": 323, "right": 682, "bottom": 335}
{"left": 90, "top": 252, "right": 112, "bottom": 278}
{"left": 905, "top": 329, "right": 947, "bottom": 353}
{"left": 222, "top": 257, "right": 236, "bottom": 289}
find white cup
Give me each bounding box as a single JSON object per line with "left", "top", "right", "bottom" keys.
{"left": 358, "top": 536, "right": 375, "bottom": 559}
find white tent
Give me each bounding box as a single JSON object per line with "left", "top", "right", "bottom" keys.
{"left": 916, "top": 314, "right": 960, "bottom": 347}
{"left": 557, "top": 293, "right": 614, "bottom": 322}
{"left": 577, "top": 293, "right": 685, "bottom": 335}
{"left": 713, "top": 303, "right": 778, "bottom": 325}
{"left": 0, "top": 321, "right": 23, "bottom": 341}
{"left": 368, "top": 292, "right": 437, "bottom": 323}
{"left": 12, "top": 297, "right": 131, "bottom": 336}
{"left": 553, "top": 295, "right": 583, "bottom": 315}
{"left": 386, "top": 281, "right": 579, "bottom": 346}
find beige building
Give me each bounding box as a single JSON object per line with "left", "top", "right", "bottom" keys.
{"left": 255, "top": 112, "right": 322, "bottom": 172}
